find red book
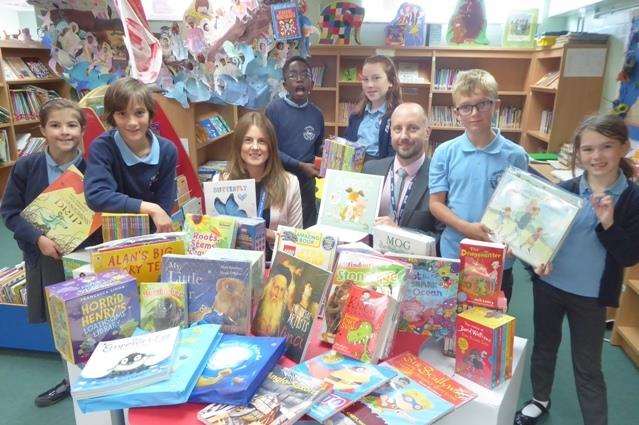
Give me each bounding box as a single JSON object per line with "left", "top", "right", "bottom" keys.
{"left": 459, "top": 238, "right": 506, "bottom": 309}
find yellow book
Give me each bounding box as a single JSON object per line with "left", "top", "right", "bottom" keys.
{"left": 457, "top": 306, "right": 515, "bottom": 329}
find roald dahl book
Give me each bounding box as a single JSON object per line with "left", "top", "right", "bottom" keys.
{"left": 459, "top": 238, "right": 506, "bottom": 309}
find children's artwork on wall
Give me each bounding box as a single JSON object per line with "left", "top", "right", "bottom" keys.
{"left": 385, "top": 3, "right": 427, "bottom": 47}
{"left": 446, "top": 0, "right": 488, "bottom": 45}
{"left": 502, "top": 9, "right": 538, "bottom": 48}
{"left": 319, "top": 2, "right": 365, "bottom": 45}
{"left": 271, "top": 2, "right": 302, "bottom": 42}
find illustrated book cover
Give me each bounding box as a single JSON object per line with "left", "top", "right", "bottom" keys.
{"left": 183, "top": 214, "right": 237, "bottom": 255}
{"left": 373, "top": 224, "right": 437, "bottom": 257}
{"left": 140, "top": 282, "right": 188, "bottom": 332}
{"left": 459, "top": 238, "right": 506, "bottom": 309}
{"left": 274, "top": 225, "right": 338, "bottom": 271}
{"left": 271, "top": 2, "right": 302, "bottom": 41}
{"left": 203, "top": 178, "right": 257, "bottom": 218}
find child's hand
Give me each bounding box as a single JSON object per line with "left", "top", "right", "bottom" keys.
{"left": 142, "top": 202, "right": 173, "bottom": 233}
{"left": 374, "top": 216, "right": 398, "bottom": 227}
{"left": 534, "top": 262, "right": 553, "bottom": 276}
{"left": 37, "top": 236, "right": 62, "bottom": 260}
{"left": 462, "top": 222, "right": 492, "bottom": 242}
{"left": 299, "top": 162, "right": 320, "bottom": 178}
{"left": 591, "top": 193, "right": 614, "bottom": 230}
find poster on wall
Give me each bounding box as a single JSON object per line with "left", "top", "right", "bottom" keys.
{"left": 446, "top": 0, "right": 489, "bottom": 45}
{"left": 502, "top": 9, "right": 538, "bottom": 48}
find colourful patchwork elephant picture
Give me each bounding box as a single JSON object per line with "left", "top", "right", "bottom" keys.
{"left": 319, "top": 2, "right": 365, "bottom": 45}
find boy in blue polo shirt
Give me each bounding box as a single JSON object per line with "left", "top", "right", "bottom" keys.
{"left": 428, "top": 69, "right": 528, "bottom": 304}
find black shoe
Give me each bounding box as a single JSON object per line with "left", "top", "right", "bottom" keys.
{"left": 514, "top": 399, "right": 551, "bottom": 425}
{"left": 34, "top": 379, "right": 70, "bottom": 407}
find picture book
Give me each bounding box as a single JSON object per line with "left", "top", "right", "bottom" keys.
{"left": 234, "top": 216, "right": 266, "bottom": 251}
{"left": 183, "top": 214, "right": 237, "bottom": 255}
{"left": 373, "top": 225, "right": 437, "bottom": 256}
{"left": 322, "top": 252, "right": 408, "bottom": 344}
{"left": 271, "top": 2, "right": 302, "bottom": 41}
{"left": 78, "top": 324, "right": 222, "bottom": 413}
{"left": 101, "top": 213, "right": 150, "bottom": 242}
{"left": 293, "top": 351, "right": 396, "bottom": 422}
{"left": 189, "top": 334, "right": 286, "bottom": 405}
{"left": 481, "top": 166, "right": 583, "bottom": 268}
{"left": 62, "top": 249, "right": 91, "bottom": 279}
{"left": 319, "top": 137, "right": 366, "bottom": 177}
{"left": 317, "top": 169, "right": 384, "bottom": 236}
{"left": 140, "top": 282, "right": 188, "bottom": 332}
{"left": 502, "top": 9, "right": 538, "bottom": 48}
{"left": 197, "top": 365, "right": 331, "bottom": 425}
{"left": 161, "top": 253, "right": 258, "bottom": 333}
{"left": 334, "top": 285, "right": 399, "bottom": 363}
{"left": 21, "top": 165, "right": 101, "bottom": 255}
{"left": 172, "top": 197, "right": 204, "bottom": 231}
{"left": 275, "top": 225, "right": 338, "bottom": 271}
{"left": 455, "top": 307, "right": 516, "bottom": 389}
{"left": 253, "top": 251, "right": 332, "bottom": 363}
{"left": 45, "top": 270, "right": 139, "bottom": 365}
{"left": 72, "top": 327, "right": 179, "bottom": 399}
{"left": 459, "top": 239, "right": 506, "bottom": 309}
{"left": 203, "top": 178, "right": 257, "bottom": 218}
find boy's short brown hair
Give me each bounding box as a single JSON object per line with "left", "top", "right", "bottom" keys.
{"left": 452, "top": 69, "right": 498, "bottom": 105}
{"left": 103, "top": 77, "right": 155, "bottom": 127}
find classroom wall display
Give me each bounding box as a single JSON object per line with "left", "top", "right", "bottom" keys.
{"left": 502, "top": 9, "right": 538, "bottom": 48}
{"left": 446, "top": 0, "right": 488, "bottom": 45}
{"left": 319, "top": 2, "right": 365, "bottom": 45}
{"left": 385, "top": 3, "right": 427, "bottom": 47}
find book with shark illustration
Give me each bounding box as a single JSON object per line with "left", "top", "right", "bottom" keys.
{"left": 203, "top": 178, "right": 257, "bottom": 218}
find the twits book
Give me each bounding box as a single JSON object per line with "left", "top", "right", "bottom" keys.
{"left": 203, "top": 178, "right": 257, "bottom": 218}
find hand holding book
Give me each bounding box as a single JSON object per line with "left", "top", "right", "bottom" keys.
{"left": 591, "top": 193, "right": 614, "bottom": 229}
{"left": 37, "top": 235, "right": 62, "bottom": 260}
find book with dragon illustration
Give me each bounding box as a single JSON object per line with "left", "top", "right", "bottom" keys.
{"left": 274, "top": 225, "right": 338, "bottom": 271}
{"left": 20, "top": 165, "right": 101, "bottom": 255}
{"left": 203, "top": 178, "right": 257, "bottom": 218}
{"left": 480, "top": 166, "right": 583, "bottom": 268}
{"left": 183, "top": 214, "right": 237, "bottom": 255}
{"left": 189, "top": 334, "right": 286, "bottom": 405}
{"left": 101, "top": 213, "right": 150, "bottom": 242}
{"left": 140, "top": 282, "right": 188, "bottom": 332}
{"left": 459, "top": 239, "right": 506, "bottom": 309}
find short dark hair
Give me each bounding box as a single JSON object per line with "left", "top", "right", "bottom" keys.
{"left": 282, "top": 55, "right": 310, "bottom": 77}
{"left": 103, "top": 77, "right": 155, "bottom": 127}
{"left": 39, "top": 98, "right": 86, "bottom": 128}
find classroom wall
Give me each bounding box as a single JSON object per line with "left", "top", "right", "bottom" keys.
{"left": 0, "top": 9, "right": 38, "bottom": 39}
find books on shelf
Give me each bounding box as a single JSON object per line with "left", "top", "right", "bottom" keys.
{"left": 493, "top": 106, "right": 522, "bottom": 130}
{"left": 372, "top": 224, "right": 436, "bottom": 256}
{"left": 139, "top": 282, "right": 188, "bottom": 332}
{"left": 397, "top": 62, "right": 427, "bottom": 84}
{"left": 0, "top": 105, "right": 10, "bottom": 123}
{"left": 274, "top": 224, "right": 338, "bottom": 271}
{"left": 101, "top": 213, "right": 150, "bottom": 242}
{"left": 338, "top": 101, "right": 357, "bottom": 123}
{"left": 534, "top": 70, "right": 560, "bottom": 88}
{"left": 9, "top": 86, "right": 59, "bottom": 122}
{"left": 0, "top": 129, "right": 9, "bottom": 163}
{"left": 203, "top": 178, "right": 257, "bottom": 218}
{"left": 431, "top": 105, "right": 457, "bottom": 127}
{"left": 319, "top": 136, "right": 366, "bottom": 177}
{"left": 197, "top": 160, "right": 227, "bottom": 182}
{"left": 197, "top": 114, "right": 231, "bottom": 142}
{"left": 0, "top": 262, "right": 26, "bottom": 305}
{"left": 183, "top": 214, "right": 237, "bottom": 255}
{"left": 459, "top": 238, "right": 506, "bottom": 309}
{"left": 540, "top": 109, "right": 553, "bottom": 134}
{"left": 2, "top": 56, "right": 53, "bottom": 80}
{"left": 16, "top": 133, "right": 46, "bottom": 157}
{"left": 311, "top": 65, "right": 326, "bottom": 86}
{"left": 434, "top": 68, "right": 461, "bottom": 90}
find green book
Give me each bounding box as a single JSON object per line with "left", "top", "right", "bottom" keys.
{"left": 140, "top": 282, "right": 188, "bottom": 331}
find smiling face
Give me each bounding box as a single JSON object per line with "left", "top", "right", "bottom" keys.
{"left": 283, "top": 60, "right": 312, "bottom": 104}
{"left": 41, "top": 108, "right": 84, "bottom": 159}
{"left": 113, "top": 98, "right": 151, "bottom": 146}
{"left": 577, "top": 129, "right": 629, "bottom": 180}
{"left": 453, "top": 89, "right": 499, "bottom": 134}
{"left": 240, "top": 125, "right": 270, "bottom": 171}
{"left": 361, "top": 62, "right": 392, "bottom": 109}
{"left": 390, "top": 103, "right": 430, "bottom": 163}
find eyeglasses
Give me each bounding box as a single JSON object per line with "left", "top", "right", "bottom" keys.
{"left": 286, "top": 71, "right": 311, "bottom": 81}
{"left": 455, "top": 99, "right": 494, "bottom": 116}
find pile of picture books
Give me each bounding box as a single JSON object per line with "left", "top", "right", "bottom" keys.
{"left": 1, "top": 57, "right": 54, "bottom": 80}
{"left": 540, "top": 109, "right": 553, "bottom": 133}
{"left": 0, "top": 130, "right": 10, "bottom": 163}
{"left": 197, "top": 114, "right": 231, "bottom": 142}
{"left": 319, "top": 136, "right": 366, "bottom": 177}
{"left": 0, "top": 262, "right": 26, "bottom": 305}
{"left": 434, "top": 68, "right": 461, "bottom": 89}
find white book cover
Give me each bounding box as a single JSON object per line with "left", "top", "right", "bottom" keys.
{"left": 372, "top": 224, "right": 437, "bottom": 256}
{"left": 203, "top": 178, "right": 257, "bottom": 218}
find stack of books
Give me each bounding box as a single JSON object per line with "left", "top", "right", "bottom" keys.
{"left": 0, "top": 262, "right": 26, "bottom": 305}
{"left": 197, "top": 115, "right": 231, "bottom": 142}
{"left": 540, "top": 109, "right": 553, "bottom": 133}
{"left": 10, "top": 86, "right": 60, "bottom": 122}
{"left": 555, "top": 32, "right": 609, "bottom": 46}
{"left": 534, "top": 70, "right": 560, "bottom": 88}
{"left": 1, "top": 57, "right": 53, "bottom": 80}
{"left": 101, "top": 213, "right": 150, "bottom": 242}
{"left": 434, "top": 68, "right": 461, "bottom": 89}
{"left": 319, "top": 136, "right": 366, "bottom": 177}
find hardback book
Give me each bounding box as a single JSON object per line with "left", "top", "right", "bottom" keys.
{"left": 203, "top": 178, "right": 257, "bottom": 218}
{"left": 481, "top": 166, "right": 583, "bottom": 268}
{"left": 274, "top": 225, "right": 338, "bottom": 271}
{"left": 317, "top": 169, "right": 384, "bottom": 237}
{"left": 140, "top": 282, "right": 188, "bottom": 332}
{"left": 322, "top": 252, "right": 408, "bottom": 344}
{"left": 197, "top": 365, "right": 331, "bottom": 425}
{"left": 189, "top": 334, "right": 286, "bottom": 405}
{"left": 333, "top": 285, "right": 399, "bottom": 363}
{"left": 161, "top": 253, "right": 256, "bottom": 333}
{"left": 101, "top": 213, "right": 150, "bottom": 242}
{"left": 20, "top": 165, "right": 101, "bottom": 255}
{"left": 459, "top": 238, "right": 506, "bottom": 309}
{"left": 183, "top": 214, "right": 237, "bottom": 255}
{"left": 62, "top": 249, "right": 91, "bottom": 279}
{"left": 293, "top": 351, "right": 396, "bottom": 422}
{"left": 372, "top": 224, "right": 437, "bottom": 256}
{"left": 71, "top": 327, "right": 180, "bottom": 399}
{"left": 77, "top": 324, "right": 222, "bottom": 413}
{"left": 271, "top": 1, "right": 302, "bottom": 41}
{"left": 455, "top": 307, "right": 516, "bottom": 389}
{"left": 384, "top": 254, "right": 460, "bottom": 357}
{"left": 45, "top": 270, "right": 139, "bottom": 365}
{"left": 252, "top": 251, "right": 333, "bottom": 363}
{"left": 172, "top": 197, "right": 204, "bottom": 231}
{"left": 234, "top": 216, "right": 266, "bottom": 251}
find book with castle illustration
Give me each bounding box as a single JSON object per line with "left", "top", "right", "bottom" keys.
{"left": 20, "top": 165, "right": 101, "bottom": 255}
{"left": 203, "top": 178, "right": 257, "bottom": 218}
{"left": 481, "top": 166, "right": 583, "bottom": 268}
{"left": 252, "top": 251, "right": 332, "bottom": 363}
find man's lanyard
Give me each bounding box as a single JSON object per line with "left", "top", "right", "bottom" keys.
{"left": 389, "top": 168, "right": 414, "bottom": 224}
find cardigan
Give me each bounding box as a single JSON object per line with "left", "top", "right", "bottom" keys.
{"left": 344, "top": 112, "right": 394, "bottom": 159}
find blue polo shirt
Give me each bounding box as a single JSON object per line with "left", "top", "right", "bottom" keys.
{"left": 541, "top": 171, "right": 628, "bottom": 297}
{"left": 429, "top": 130, "right": 529, "bottom": 266}
{"left": 113, "top": 130, "right": 160, "bottom": 165}
{"left": 45, "top": 148, "right": 82, "bottom": 184}
{"left": 357, "top": 102, "right": 386, "bottom": 157}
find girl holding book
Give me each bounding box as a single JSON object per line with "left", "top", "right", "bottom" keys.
{"left": 216, "top": 112, "right": 302, "bottom": 251}
{"left": 344, "top": 55, "right": 402, "bottom": 160}
{"left": 1, "top": 98, "right": 96, "bottom": 407}
{"left": 516, "top": 114, "right": 639, "bottom": 425}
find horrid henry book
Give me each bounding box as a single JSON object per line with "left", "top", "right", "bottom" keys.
{"left": 459, "top": 238, "right": 506, "bottom": 309}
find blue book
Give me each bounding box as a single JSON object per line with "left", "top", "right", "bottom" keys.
{"left": 189, "top": 334, "right": 286, "bottom": 405}
{"left": 77, "top": 324, "right": 222, "bottom": 412}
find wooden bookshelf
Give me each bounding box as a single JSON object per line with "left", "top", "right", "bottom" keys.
{"left": 611, "top": 266, "right": 639, "bottom": 367}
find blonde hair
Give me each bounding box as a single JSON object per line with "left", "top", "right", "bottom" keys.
{"left": 452, "top": 69, "right": 498, "bottom": 105}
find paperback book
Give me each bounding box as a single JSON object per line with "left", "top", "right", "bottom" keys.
{"left": 203, "top": 178, "right": 257, "bottom": 218}
{"left": 101, "top": 213, "right": 150, "bottom": 242}
{"left": 459, "top": 239, "right": 506, "bottom": 309}
{"left": 271, "top": 1, "right": 302, "bottom": 41}
{"left": 183, "top": 214, "right": 237, "bottom": 255}
{"left": 372, "top": 224, "right": 437, "bottom": 256}
{"left": 274, "top": 225, "right": 338, "bottom": 271}
{"left": 139, "top": 282, "right": 188, "bottom": 332}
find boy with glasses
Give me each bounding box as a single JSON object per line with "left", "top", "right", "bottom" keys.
{"left": 266, "top": 56, "right": 324, "bottom": 227}
{"left": 428, "top": 69, "right": 528, "bottom": 305}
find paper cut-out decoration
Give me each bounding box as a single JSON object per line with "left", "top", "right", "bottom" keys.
{"left": 385, "top": 3, "right": 427, "bottom": 47}
{"left": 447, "top": 0, "right": 489, "bottom": 45}
{"left": 319, "top": 2, "right": 365, "bottom": 45}
{"left": 271, "top": 2, "right": 302, "bottom": 41}
{"left": 502, "top": 9, "right": 538, "bottom": 48}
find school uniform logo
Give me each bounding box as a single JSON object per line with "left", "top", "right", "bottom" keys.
{"left": 303, "top": 126, "right": 316, "bottom": 141}
{"left": 489, "top": 169, "right": 505, "bottom": 189}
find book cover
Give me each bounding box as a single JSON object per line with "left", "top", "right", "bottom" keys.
{"left": 78, "top": 324, "right": 222, "bottom": 413}
{"left": 72, "top": 327, "right": 180, "bottom": 399}
{"left": 372, "top": 224, "right": 437, "bottom": 256}
{"left": 234, "top": 216, "right": 266, "bottom": 251}
{"left": 253, "top": 251, "right": 332, "bottom": 363}
{"left": 161, "top": 254, "right": 253, "bottom": 334}
{"left": 502, "top": 9, "right": 538, "bottom": 48}
{"left": 183, "top": 214, "right": 237, "bottom": 255}
{"left": 481, "top": 166, "right": 583, "bottom": 268}
{"left": 334, "top": 286, "right": 397, "bottom": 363}
{"left": 318, "top": 169, "right": 384, "bottom": 235}
{"left": 293, "top": 351, "right": 396, "bottom": 422}
{"left": 459, "top": 239, "right": 506, "bottom": 309}
{"left": 189, "top": 334, "right": 286, "bottom": 405}
{"left": 198, "top": 365, "right": 331, "bottom": 425}
{"left": 45, "top": 269, "right": 139, "bottom": 365}
{"left": 101, "top": 213, "right": 150, "bottom": 242}
{"left": 140, "top": 282, "right": 188, "bottom": 332}
{"left": 203, "top": 178, "right": 257, "bottom": 218}
{"left": 275, "top": 225, "right": 338, "bottom": 271}
{"left": 62, "top": 249, "right": 91, "bottom": 279}
{"left": 271, "top": 2, "right": 302, "bottom": 41}
{"left": 20, "top": 165, "right": 101, "bottom": 255}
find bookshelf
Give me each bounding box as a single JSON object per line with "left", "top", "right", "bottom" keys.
{"left": 611, "top": 265, "right": 639, "bottom": 367}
